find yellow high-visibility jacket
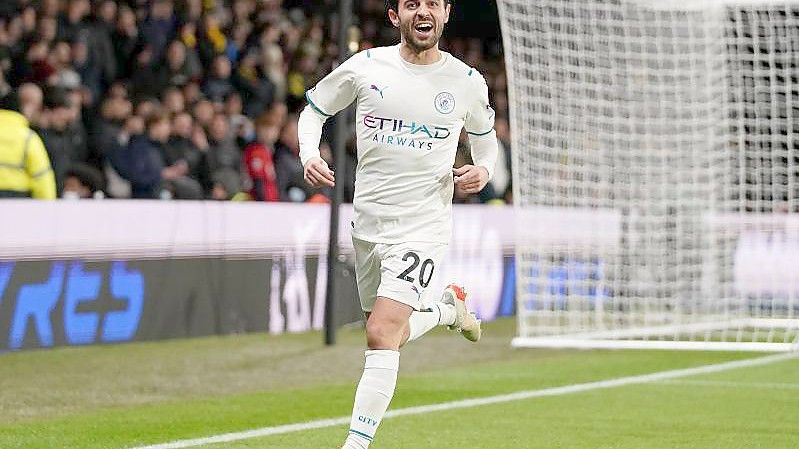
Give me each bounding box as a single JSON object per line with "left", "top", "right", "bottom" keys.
{"left": 0, "top": 109, "right": 56, "bottom": 199}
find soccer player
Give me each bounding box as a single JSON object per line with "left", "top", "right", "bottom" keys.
{"left": 297, "top": 1, "right": 498, "bottom": 447}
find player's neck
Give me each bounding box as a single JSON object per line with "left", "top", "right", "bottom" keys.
{"left": 399, "top": 42, "right": 442, "bottom": 65}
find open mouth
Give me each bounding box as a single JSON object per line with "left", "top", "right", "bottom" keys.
{"left": 414, "top": 22, "right": 434, "bottom": 37}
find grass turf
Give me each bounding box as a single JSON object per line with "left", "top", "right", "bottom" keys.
{"left": 0, "top": 318, "right": 796, "bottom": 449}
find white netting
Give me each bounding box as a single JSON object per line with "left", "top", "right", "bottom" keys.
{"left": 499, "top": 0, "right": 799, "bottom": 351}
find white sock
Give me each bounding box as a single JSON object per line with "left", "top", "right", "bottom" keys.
{"left": 436, "top": 302, "right": 457, "bottom": 326}
{"left": 407, "top": 303, "right": 456, "bottom": 343}
{"left": 343, "top": 350, "right": 400, "bottom": 449}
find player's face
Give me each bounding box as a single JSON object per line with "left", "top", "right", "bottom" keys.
{"left": 389, "top": 0, "right": 451, "bottom": 52}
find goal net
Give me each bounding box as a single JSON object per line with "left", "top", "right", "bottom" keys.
{"left": 498, "top": 0, "right": 799, "bottom": 351}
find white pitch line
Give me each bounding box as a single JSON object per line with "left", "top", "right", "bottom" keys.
{"left": 656, "top": 379, "right": 799, "bottom": 390}
{"left": 129, "top": 352, "right": 798, "bottom": 449}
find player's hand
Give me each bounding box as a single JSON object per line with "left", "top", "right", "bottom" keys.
{"left": 304, "top": 157, "right": 335, "bottom": 188}
{"left": 453, "top": 165, "right": 489, "bottom": 195}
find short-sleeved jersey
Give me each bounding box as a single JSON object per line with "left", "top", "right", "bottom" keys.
{"left": 305, "top": 45, "right": 495, "bottom": 244}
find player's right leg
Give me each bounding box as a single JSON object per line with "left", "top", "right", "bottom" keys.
{"left": 342, "top": 297, "right": 410, "bottom": 449}
{"left": 343, "top": 238, "right": 407, "bottom": 449}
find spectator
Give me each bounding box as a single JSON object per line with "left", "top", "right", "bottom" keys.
{"left": 162, "top": 87, "right": 186, "bottom": 115}
{"left": 226, "top": 22, "right": 252, "bottom": 63}
{"left": 38, "top": 87, "right": 84, "bottom": 195}
{"left": 261, "top": 44, "right": 287, "bottom": 104}
{"left": 206, "top": 113, "right": 240, "bottom": 177}
{"left": 19, "top": 6, "right": 37, "bottom": 37}
{"left": 0, "top": 97, "right": 56, "bottom": 199}
{"left": 192, "top": 98, "right": 216, "bottom": 129}
{"left": 112, "top": 5, "right": 141, "bottom": 80}
{"left": 17, "top": 83, "right": 44, "bottom": 127}
{"left": 88, "top": 0, "right": 118, "bottom": 87}
{"left": 113, "top": 112, "right": 171, "bottom": 199}
{"left": 63, "top": 163, "right": 105, "bottom": 199}
{"left": 159, "top": 40, "right": 202, "bottom": 90}
{"left": 225, "top": 91, "right": 253, "bottom": 142}
{"left": 197, "top": 14, "right": 227, "bottom": 67}
{"left": 37, "top": 15, "right": 59, "bottom": 45}
{"left": 203, "top": 54, "right": 234, "bottom": 103}
{"left": 166, "top": 111, "right": 210, "bottom": 191}
{"left": 140, "top": 0, "right": 176, "bottom": 63}
{"left": 90, "top": 95, "right": 132, "bottom": 168}
{"left": 51, "top": 40, "right": 82, "bottom": 92}
{"left": 182, "top": 81, "right": 203, "bottom": 106}
{"left": 233, "top": 49, "right": 274, "bottom": 117}
{"left": 243, "top": 112, "right": 281, "bottom": 202}
{"left": 20, "top": 39, "right": 56, "bottom": 85}
{"left": 0, "top": 0, "right": 509, "bottom": 204}
{"left": 40, "top": 0, "right": 61, "bottom": 19}
{"left": 210, "top": 168, "right": 243, "bottom": 201}
{"left": 57, "top": 0, "right": 90, "bottom": 44}
{"left": 274, "top": 114, "right": 307, "bottom": 202}
{"left": 130, "top": 46, "right": 164, "bottom": 100}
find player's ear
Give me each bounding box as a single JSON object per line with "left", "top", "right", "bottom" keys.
{"left": 388, "top": 8, "right": 400, "bottom": 28}
{"left": 443, "top": 2, "right": 451, "bottom": 24}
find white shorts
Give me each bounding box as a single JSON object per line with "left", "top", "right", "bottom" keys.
{"left": 352, "top": 236, "right": 448, "bottom": 312}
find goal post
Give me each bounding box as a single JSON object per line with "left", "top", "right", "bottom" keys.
{"left": 498, "top": 0, "right": 799, "bottom": 351}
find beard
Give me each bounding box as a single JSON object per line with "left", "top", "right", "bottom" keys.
{"left": 400, "top": 19, "right": 443, "bottom": 53}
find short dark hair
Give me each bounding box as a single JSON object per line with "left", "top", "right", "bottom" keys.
{"left": 43, "top": 86, "right": 72, "bottom": 110}
{"left": 386, "top": 0, "right": 452, "bottom": 12}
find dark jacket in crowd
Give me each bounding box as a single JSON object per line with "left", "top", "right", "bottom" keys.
{"left": 39, "top": 124, "right": 88, "bottom": 195}
{"left": 112, "top": 30, "right": 142, "bottom": 80}
{"left": 113, "top": 134, "right": 165, "bottom": 199}
{"left": 233, "top": 69, "right": 275, "bottom": 118}
{"left": 165, "top": 136, "right": 210, "bottom": 191}
{"left": 89, "top": 17, "right": 118, "bottom": 86}
{"left": 156, "top": 61, "right": 198, "bottom": 90}
{"left": 202, "top": 77, "right": 234, "bottom": 103}
{"left": 140, "top": 16, "right": 175, "bottom": 62}
{"left": 88, "top": 119, "right": 124, "bottom": 168}
{"left": 130, "top": 61, "right": 166, "bottom": 101}
{"left": 273, "top": 143, "right": 307, "bottom": 202}
{"left": 206, "top": 137, "right": 241, "bottom": 176}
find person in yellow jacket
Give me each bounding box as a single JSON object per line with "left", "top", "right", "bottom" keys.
{"left": 0, "top": 108, "right": 56, "bottom": 199}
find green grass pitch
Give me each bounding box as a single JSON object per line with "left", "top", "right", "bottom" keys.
{"left": 0, "top": 318, "right": 796, "bottom": 449}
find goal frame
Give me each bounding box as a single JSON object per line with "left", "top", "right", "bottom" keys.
{"left": 512, "top": 318, "right": 799, "bottom": 352}
{"left": 499, "top": 0, "right": 799, "bottom": 352}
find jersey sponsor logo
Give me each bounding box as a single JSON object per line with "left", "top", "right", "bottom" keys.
{"left": 369, "top": 84, "right": 388, "bottom": 99}
{"left": 435, "top": 91, "right": 455, "bottom": 114}
{"left": 363, "top": 115, "right": 451, "bottom": 139}
{"left": 363, "top": 114, "right": 452, "bottom": 150}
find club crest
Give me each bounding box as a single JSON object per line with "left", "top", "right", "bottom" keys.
{"left": 435, "top": 92, "right": 455, "bottom": 114}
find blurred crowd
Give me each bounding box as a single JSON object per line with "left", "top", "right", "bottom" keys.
{"left": 0, "top": 0, "right": 511, "bottom": 203}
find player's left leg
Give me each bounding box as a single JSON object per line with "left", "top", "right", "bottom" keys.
{"left": 403, "top": 300, "right": 456, "bottom": 344}
{"left": 402, "top": 283, "right": 482, "bottom": 345}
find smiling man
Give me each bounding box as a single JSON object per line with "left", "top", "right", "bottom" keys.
{"left": 297, "top": 1, "right": 498, "bottom": 447}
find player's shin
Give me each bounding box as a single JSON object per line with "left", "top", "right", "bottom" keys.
{"left": 406, "top": 303, "right": 456, "bottom": 343}
{"left": 343, "top": 350, "right": 400, "bottom": 449}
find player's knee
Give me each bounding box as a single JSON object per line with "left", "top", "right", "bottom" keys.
{"left": 365, "top": 316, "right": 405, "bottom": 350}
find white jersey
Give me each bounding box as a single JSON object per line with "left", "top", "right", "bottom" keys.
{"left": 303, "top": 45, "right": 496, "bottom": 244}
